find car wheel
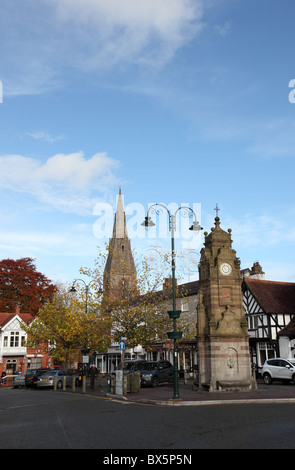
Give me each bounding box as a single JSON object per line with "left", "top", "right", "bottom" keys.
{"left": 57, "top": 380, "right": 62, "bottom": 389}
{"left": 292, "top": 374, "right": 295, "bottom": 384}
{"left": 152, "top": 377, "right": 159, "bottom": 387}
{"left": 263, "top": 373, "right": 272, "bottom": 385}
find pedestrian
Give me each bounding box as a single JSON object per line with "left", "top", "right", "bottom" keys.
{"left": 1, "top": 371, "right": 6, "bottom": 385}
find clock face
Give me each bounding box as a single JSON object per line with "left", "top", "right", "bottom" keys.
{"left": 220, "top": 262, "right": 232, "bottom": 276}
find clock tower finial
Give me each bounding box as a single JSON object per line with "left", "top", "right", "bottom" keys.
{"left": 214, "top": 203, "right": 220, "bottom": 218}
{"left": 214, "top": 204, "right": 221, "bottom": 228}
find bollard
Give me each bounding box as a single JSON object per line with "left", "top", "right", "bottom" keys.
{"left": 97, "top": 373, "right": 101, "bottom": 388}
{"left": 82, "top": 375, "right": 86, "bottom": 394}
{"left": 72, "top": 375, "right": 76, "bottom": 392}
{"left": 111, "top": 375, "right": 115, "bottom": 394}
{"left": 54, "top": 376, "right": 57, "bottom": 391}
{"left": 63, "top": 376, "right": 66, "bottom": 391}
{"left": 123, "top": 374, "right": 128, "bottom": 396}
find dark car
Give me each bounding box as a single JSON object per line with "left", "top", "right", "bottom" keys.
{"left": 25, "top": 368, "right": 50, "bottom": 388}
{"left": 138, "top": 360, "right": 174, "bottom": 387}
{"left": 112, "top": 360, "right": 146, "bottom": 375}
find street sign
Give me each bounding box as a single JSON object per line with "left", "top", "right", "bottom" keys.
{"left": 119, "top": 340, "right": 125, "bottom": 350}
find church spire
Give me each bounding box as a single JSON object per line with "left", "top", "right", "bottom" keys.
{"left": 112, "top": 186, "right": 127, "bottom": 239}
{"left": 103, "top": 187, "right": 137, "bottom": 300}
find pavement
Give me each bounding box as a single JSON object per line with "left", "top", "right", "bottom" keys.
{"left": 73, "top": 377, "right": 295, "bottom": 406}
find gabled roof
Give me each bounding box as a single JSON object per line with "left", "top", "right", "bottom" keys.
{"left": 177, "top": 280, "right": 199, "bottom": 297}
{"left": 0, "top": 306, "right": 33, "bottom": 329}
{"left": 132, "top": 279, "right": 199, "bottom": 307}
{"left": 243, "top": 278, "right": 295, "bottom": 315}
{"left": 277, "top": 317, "right": 295, "bottom": 337}
{"left": 152, "top": 279, "right": 200, "bottom": 302}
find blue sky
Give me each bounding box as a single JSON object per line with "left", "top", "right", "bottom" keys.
{"left": 0, "top": 0, "right": 294, "bottom": 286}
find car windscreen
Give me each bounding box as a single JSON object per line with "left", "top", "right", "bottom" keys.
{"left": 137, "top": 362, "right": 157, "bottom": 370}
{"left": 123, "top": 363, "right": 135, "bottom": 370}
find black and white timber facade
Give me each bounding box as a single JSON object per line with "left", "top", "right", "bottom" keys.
{"left": 242, "top": 278, "right": 295, "bottom": 369}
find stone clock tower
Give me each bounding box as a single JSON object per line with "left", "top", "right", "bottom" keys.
{"left": 197, "top": 215, "right": 256, "bottom": 392}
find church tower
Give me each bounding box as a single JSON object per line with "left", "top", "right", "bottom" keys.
{"left": 197, "top": 214, "right": 256, "bottom": 391}
{"left": 103, "top": 187, "right": 137, "bottom": 301}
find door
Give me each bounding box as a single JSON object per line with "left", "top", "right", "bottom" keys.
{"left": 158, "top": 361, "right": 172, "bottom": 383}
{"left": 278, "top": 360, "right": 293, "bottom": 381}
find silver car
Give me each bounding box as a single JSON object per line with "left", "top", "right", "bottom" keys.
{"left": 261, "top": 358, "right": 295, "bottom": 385}
{"left": 36, "top": 370, "right": 72, "bottom": 389}
{"left": 13, "top": 374, "right": 26, "bottom": 388}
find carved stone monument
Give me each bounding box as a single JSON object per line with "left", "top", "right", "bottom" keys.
{"left": 197, "top": 214, "right": 256, "bottom": 392}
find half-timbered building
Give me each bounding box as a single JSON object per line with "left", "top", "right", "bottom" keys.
{"left": 242, "top": 278, "right": 295, "bottom": 369}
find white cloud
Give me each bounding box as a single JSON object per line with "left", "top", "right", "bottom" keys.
{"left": 222, "top": 213, "right": 284, "bottom": 250}
{"left": 51, "top": 0, "right": 204, "bottom": 69}
{"left": 0, "top": 152, "right": 120, "bottom": 214}
{"left": 214, "top": 22, "right": 230, "bottom": 37}
{"left": 0, "top": 0, "right": 204, "bottom": 96}
{"left": 25, "top": 131, "right": 65, "bottom": 144}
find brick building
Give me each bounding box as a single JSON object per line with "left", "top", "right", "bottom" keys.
{"left": 0, "top": 305, "right": 51, "bottom": 377}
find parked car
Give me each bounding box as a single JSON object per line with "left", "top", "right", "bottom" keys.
{"left": 112, "top": 360, "right": 146, "bottom": 375}
{"left": 138, "top": 360, "right": 174, "bottom": 387}
{"left": 25, "top": 368, "right": 50, "bottom": 388}
{"left": 261, "top": 358, "right": 295, "bottom": 385}
{"left": 36, "top": 370, "right": 72, "bottom": 389}
{"left": 13, "top": 373, "right": 26, "bottom": 388}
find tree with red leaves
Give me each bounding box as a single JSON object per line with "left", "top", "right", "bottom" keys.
{"left": 0, "top": 257, "right": 56, "bottom": 315}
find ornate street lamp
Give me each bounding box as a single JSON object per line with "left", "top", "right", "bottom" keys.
{"left": 142, "top": 204, "right": 202, "bottom": 400}
{"left": 69, "top": 279, "right": 102, "bottom": 367}
{"left": 69, "top": 278, "right": 100, "bottom": 315}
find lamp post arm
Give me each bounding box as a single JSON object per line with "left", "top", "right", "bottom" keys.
{"left": 174, "top": 205, "right": 197, "bottom": 222}
{"left": 72, "top": 278, "right": 87, "bottom": 288}
{"left": 71, "top": 279, "right": 99, "bottom": 314}
{"left": 147, "top": 203, "right": 171, "bottom": 219}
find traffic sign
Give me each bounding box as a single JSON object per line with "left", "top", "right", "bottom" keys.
{"left": 119, "top": 340, "right": 125, "bottom": 350}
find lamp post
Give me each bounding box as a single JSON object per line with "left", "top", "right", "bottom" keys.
{"left": 69, "top": 278, "right": 100, "bottom": 315}
{"left": 142, "top": 204, "right": 202, "bottom": 400}
{"left": 69, "top": 279, "right": 102, "bottom": 374}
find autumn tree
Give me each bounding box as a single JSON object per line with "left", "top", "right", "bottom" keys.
{"left": 0, "top": 257, "right": 56, "bottom": 314}
{"left": 80, "top": 244, "right": 180, "bottom": 352}
{"left": 22, "top": 284, "right": 111, "bottom": 368}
